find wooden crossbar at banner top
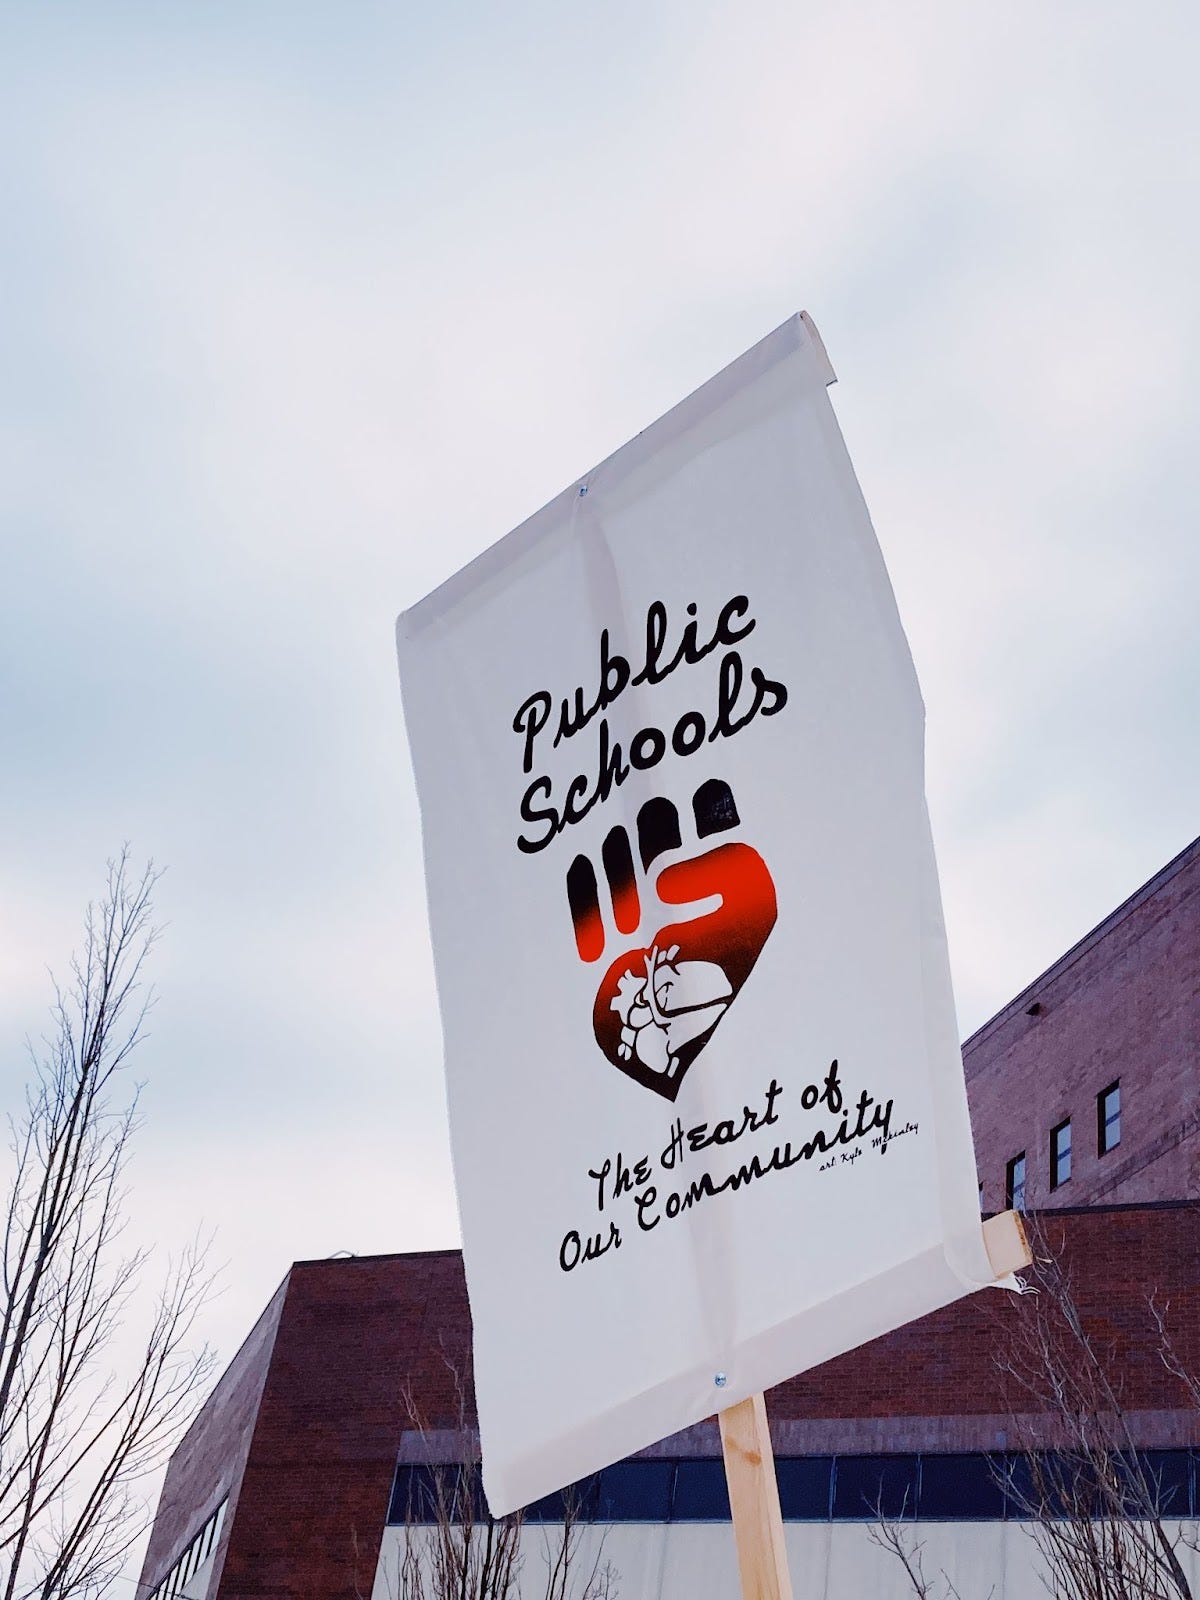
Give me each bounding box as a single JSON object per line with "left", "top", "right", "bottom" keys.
{"left": 718, "top": 1210, "right": 1032, "bottom": 1599}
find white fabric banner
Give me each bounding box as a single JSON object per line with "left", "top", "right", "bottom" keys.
{"left": 397, "top": 314, "right": 998, "bottom": 1517}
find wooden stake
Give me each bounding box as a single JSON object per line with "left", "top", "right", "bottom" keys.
{"left": 720, "top": 1392, "right": 793, "bottom": 1600}
{"left": 718, "top": 1214, "right": 1031, "bottom": 1599}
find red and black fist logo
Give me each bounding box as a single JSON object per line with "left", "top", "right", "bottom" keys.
{"left": 566, "top": 779, "right": 777, "bottom": 1100}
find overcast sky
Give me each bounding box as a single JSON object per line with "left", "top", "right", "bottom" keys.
{"left": 3, "top": 1, "right": 1199, "bottom": 1379}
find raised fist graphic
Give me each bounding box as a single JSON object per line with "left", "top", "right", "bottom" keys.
{"left": 566, "top": 779, "right": 777, "bottom": 1100}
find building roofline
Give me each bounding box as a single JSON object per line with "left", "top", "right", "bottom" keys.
{"left": 289, "top": 1245, "right": 463, "bottom": 1268}
{"left": 161, "top": 1270, "right": 290, "bottom": 1466}
{"left": 962, "top": 831, "right": 1200, "bottom": 1055}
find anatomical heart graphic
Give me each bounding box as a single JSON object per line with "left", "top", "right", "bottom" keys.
{"left": 566, "top": 779, "right": 777, "bottom": 1100}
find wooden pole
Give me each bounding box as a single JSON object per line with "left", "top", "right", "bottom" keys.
{"left": 718, "top": 1212, "right": 1031, "bottom": 1599}
{"left": 720, "top": 1391, "right": 793, "bottom": 1600}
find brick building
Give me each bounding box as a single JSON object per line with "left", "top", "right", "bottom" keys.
{"left": 969, "top": 832, "right": 1200, "bottom": 1214}
{"left": 142, "top": 835, "right": 1200, "bottom": 1600}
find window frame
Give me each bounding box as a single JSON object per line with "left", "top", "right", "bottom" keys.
{"left": 1005, "top": 1151, "right": 1026, "bottom": 1211}
{"left": 1050, "top": 1117, "right": 1072, "bottom": 1190}
{"left": 1098, "top": 1081, "right": 1121, "bottom": 1156}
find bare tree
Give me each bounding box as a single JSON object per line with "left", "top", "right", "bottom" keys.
{"left": 0, "top": 851, "right": 216, "bottom": 1600}
{"left": 992, "top": 1217, "right": 1193, "bottom": 1600}
{"left": 873, "top": 1214, "right": 1197, "bottom": 1600}
{"left": 868, "top": 1498, "right": 983, "bottom": 1600}
{"left": 367, "top": 1367, "right": 617, "bottom": 1600}
{"left": 385, "top": 1463, "right": 615, "bottom": 1600}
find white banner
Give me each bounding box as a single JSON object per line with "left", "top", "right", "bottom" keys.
{"left": 397, "top": 314, "right": 998, "bottom": 1517}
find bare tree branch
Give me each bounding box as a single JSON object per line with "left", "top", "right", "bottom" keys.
{"left": 374, "top": 1359, "right": 617, "bottom": 1600}
{"left": 867, "top": 1490, "right": 986, "bottom": 1600}
{"left": 991, "top": 1214, "right": 1192, "bottom": 1600}
{"left": 0, "top": 852, "right": 217, "bottom": 1600}
{"left": 871, "top": 1214, "right": 1199, "bottom": 1600}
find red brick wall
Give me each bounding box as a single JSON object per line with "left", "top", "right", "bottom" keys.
{"left": 139, "top": 1277, "right": 288, "bottom": 1596}
{"left": 966, "top": 835, "right": 1200, "bottom": 1213}
{"left": 769, "top": 1202, "right": 1200, "bottom": 1448}
{"left": 143, "top": 1204, "right": 1200, "bottom": 1600}
{"left": 214, "top": 1251, "right": 471, "bottom": 1600}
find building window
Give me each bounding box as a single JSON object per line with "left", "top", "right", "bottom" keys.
{"left": 1005, "top": 1152, "right": 1026, "bottom": 1211}
{"left": 1098, "top": 1081, "right": 1120, "bottom": 1155}
{"left": 1050, "top": 1118, "right": 1072, "bottom": 1189}
{"left": 148, "top": 1499, "right": 226, "bottom": 1600}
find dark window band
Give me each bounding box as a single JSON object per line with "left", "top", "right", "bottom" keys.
{"left": 388, "top": 1450, "right": 1194, "bottom": 1526}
